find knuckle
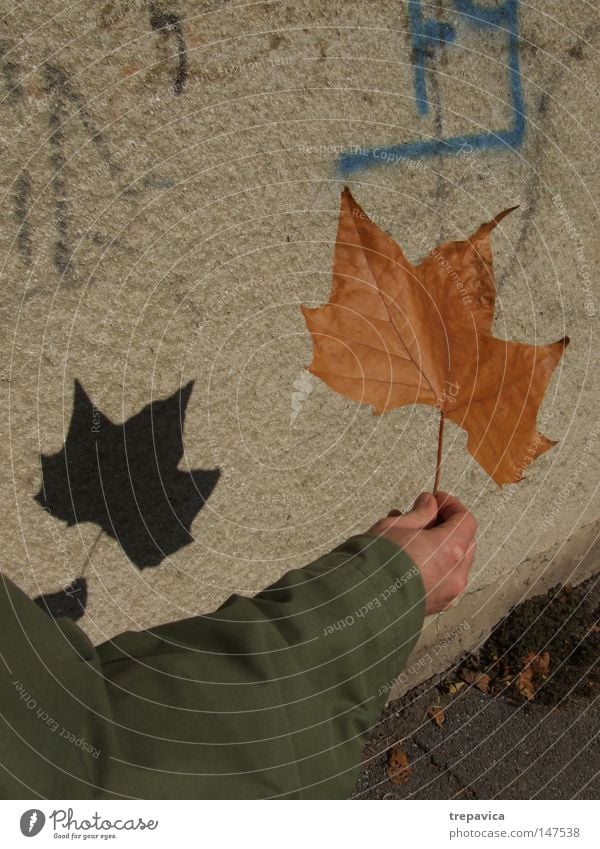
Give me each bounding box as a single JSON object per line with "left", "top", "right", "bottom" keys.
{"left": 449, "top": 540, "right": 466, "bottom": 562}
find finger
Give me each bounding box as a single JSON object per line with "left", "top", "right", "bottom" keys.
{"left": 435, "top": 491, "right": 468, "bottom": 522}
{"left": 383, "top": 493, "right": 438, "bottom": 531}
{"left": 409, "top": 492, "right": 438, "bottom": 528}
{"left": 436, "top": 492, "right": 477, "bottom": 539}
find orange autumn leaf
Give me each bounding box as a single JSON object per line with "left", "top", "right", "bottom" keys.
{"left": 388, "top": 744, "right": 411, "bottom": 785}
{"left": 301, "top": 188, "right": 569, "bottom": 485}
{"left": 516, "top": 650, "right": 550, "bottom": 700}
{"left": 461, "top": 669, "right": 491, "bottom": 693}
{"left": 426, "top": 704, "right": 446, "bottom": 728}
{"left": 516, "top": 667, "right": 536, "bottom": 701}
{"left": 523, "top": 650, "right": 550, "bottom": 677}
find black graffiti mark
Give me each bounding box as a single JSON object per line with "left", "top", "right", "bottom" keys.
{"left": 149, "top": 3, "right": 188, "bottom": 95}
{"left": 431, "top": 0, "right": 449, "bottom": 242}
{"left": 1, "top": 41, "right": 30, "bottom": 269}
{"left": 41, "top": 64, "right": 119, "bottom": 276}
{"left": 496, "top": 22, "right": 600, "bottom": 292}
{"left": 0, "top": 39, "right": 23, "bottom": 103}
{"left": 33, "top": 577, "right": 88, "bottom": 621}
{"left": 13, "top": 170, "right": 33, "bottom": 265}
{"left": 43, "top": 64, "right": 118, "bottom": 176}
{"left": 1, "top": 51, "right": 122, "bottom": 276}
{"left": 45, "top": 71, "right": 71, "bottom": 276}
{"left": 2, "top": 42, "right": 31, "bottom": 265}
{"left": 43, "top": 64, "right": 116, "bottom": 271}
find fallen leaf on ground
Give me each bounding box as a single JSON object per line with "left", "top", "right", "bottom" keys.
{"left": 516, "top": 667, "right": 536, "bottom": 700}
{"left": 447, "top": 681, "right": 466, "bottom": 695}
{"left": 302, "top": 188, "right": 569, "bottom": 485}
{"left": 426, "top": 705, "right": 445, "bottom": 728}
{"left": 388, "top": 744, "right": 411, "bottom": 785}
{"left": 516, "top": 651, "right": 550, "bottom": 700}
{"left": 521, "top": 650, "right": 550, "bottom": 675}
{"left": 461, "top": 669, "right": 491, "bottom": 693}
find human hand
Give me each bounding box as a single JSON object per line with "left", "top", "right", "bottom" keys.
{"left": 367, "top": 491, "right": 477, "bottom": 616}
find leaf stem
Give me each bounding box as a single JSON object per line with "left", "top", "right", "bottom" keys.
{"left": 433, "top": 410, "right": 444, "bottom": 495}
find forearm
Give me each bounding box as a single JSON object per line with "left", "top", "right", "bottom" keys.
{"left": 94, "top": 533, "right": 426, "bottom": 798}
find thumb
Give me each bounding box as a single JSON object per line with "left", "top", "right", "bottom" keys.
{"left": 408, "top": 492, "right": 438, "bottom": 528}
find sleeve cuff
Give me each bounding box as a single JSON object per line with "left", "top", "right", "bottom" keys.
{"left": 324, "top": 533, "right": 427, "bottom": 691}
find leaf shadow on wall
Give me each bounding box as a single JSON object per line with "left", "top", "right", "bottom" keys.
{"left": 34, "top": 380, "right": 220, "bottom": 569}
{"left": 34, "top": 577, "right": 87, "bottom": 621}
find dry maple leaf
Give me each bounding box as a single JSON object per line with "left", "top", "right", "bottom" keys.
{"left": 529, "top": 650, "right": 550, "bottom": 677}
{"left": 387, "top": 744, "right": 411, "bottom": 785}
{"left": 516, "top": 667, "right": 536, "bottom": 701}
{"left": 516, "top": 650, "right": 550, "bottom": 700}
{"left": 461, "top": 669, "right": 491, "bottom": 693}
{"left": 301, "top": 188, "right": 569, "bottom": 486}
{"left": 426, "top": 704, "right": 445, "bottom": 728}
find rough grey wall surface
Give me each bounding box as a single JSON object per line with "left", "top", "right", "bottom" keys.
{"left": 1, "top": 2, "right": 598, "bottom": 670}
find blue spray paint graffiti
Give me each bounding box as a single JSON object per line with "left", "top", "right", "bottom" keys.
{"left": 408, "top": 0, "right": 457, "bottom": 117}
{"left": 338, "top": 0, "right": 525, "bottom": 175}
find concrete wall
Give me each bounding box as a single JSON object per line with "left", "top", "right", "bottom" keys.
{"left": 1, "top": 2, "right": 598, "bottom": 675}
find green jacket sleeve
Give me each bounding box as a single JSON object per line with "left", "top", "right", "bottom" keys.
{"left": 0, "top": 534, "right": 425, "bottom": 799}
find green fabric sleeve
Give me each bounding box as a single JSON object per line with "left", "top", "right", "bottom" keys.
{"left": 0, "top": 534, "right": 425, "bottom": 799}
